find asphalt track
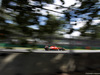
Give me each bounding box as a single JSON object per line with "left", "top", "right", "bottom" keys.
{"left": 1, "top": 49, "right": 100, "bottom": 75}
{"left": 0, "top": 49, "right": 100, "bottom": 53}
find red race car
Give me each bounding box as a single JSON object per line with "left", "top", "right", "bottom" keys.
{"left": 45, "top": 46, "right": 65, "bottom": 51}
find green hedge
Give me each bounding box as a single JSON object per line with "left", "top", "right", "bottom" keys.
{"left": 0, "top": 43, "right": 21, "bottom": 47}
{"left": 0, "top": 43, "right": 100, "bottom": 49}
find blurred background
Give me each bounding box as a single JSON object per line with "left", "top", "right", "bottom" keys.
{"left": 0, "top": 0, "right": 100, "bottom": 75}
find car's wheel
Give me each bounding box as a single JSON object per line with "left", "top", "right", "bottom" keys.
{"left": 45, "top": 48, "right": 49, "bottom": 51}
{"left": 59, "top": 49, "right": 62, "bottom": 51}
{"left": 60, "top": 48, "right": 65, "bottom": 51}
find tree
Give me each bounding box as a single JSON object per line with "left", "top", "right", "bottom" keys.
{"left": 0, "top": 0, "right": 66, "bottom": 38}
{"left": 1, "top": 0, "right": 100, "bottom": 39}
{"left": 39, "top": 14, "right": 65, "bottom": 35}
{"left": 63, "top": 0, "right": 100, "bottom": 39}
{"left": 80, "top": 24, "right": 100, "bottom": 39}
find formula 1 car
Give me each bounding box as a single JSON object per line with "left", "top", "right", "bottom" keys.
{"left": 45, "top": 46, "right": 65, "bottom": 51}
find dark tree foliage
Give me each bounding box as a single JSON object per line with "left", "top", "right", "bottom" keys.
{"left": 39, "top": 14, "right": 65, "bottom": 34}
{"left": 0, "top": 0, "right": 66, "bottom": 38}
{"left": 62, "top": 0, "right": 100, "bottom": 39}
{"left": 0, "top": 0, "right": 100, "bottom": 39}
